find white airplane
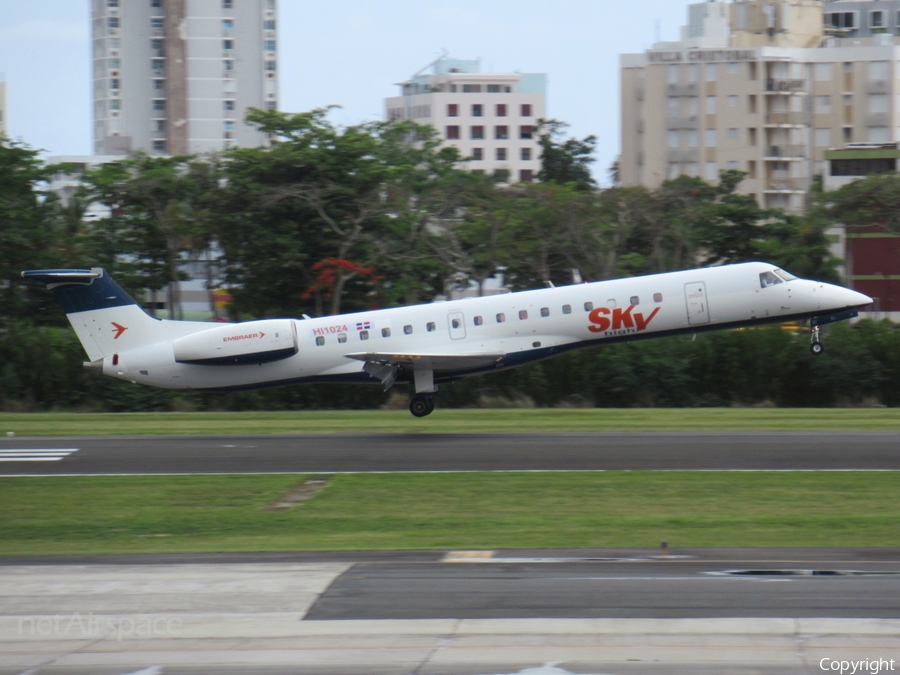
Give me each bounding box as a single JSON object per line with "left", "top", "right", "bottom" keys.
{"left": 23, "top": 263, "right": 871, "bottom": 416}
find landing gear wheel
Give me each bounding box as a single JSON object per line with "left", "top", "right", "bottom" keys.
{"left": 810, "top": 325, "right": 824, "bottom": 356}
{"left": 410, "top": 395, "right": 435, "bottom": 417}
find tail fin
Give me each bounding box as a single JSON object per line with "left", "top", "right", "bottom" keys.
{"left": 21, "top": 268, "right": 161, "bottom": 361}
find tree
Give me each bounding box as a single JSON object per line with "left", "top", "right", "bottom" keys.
{"left": 82, "top": 154, "right": 215, "bottom": 319}
{"left": 536, "top": 119, "right": 597, "bottom": 191}
{"left": 425, "top": 173, "right": 520, "bottom": 297}
{"left": 825, "top": 172, "right": 900, "bottom": 233}
{"left": 216, "top": 108, "right": 463, "bottom": 316}
{"left": 0, "top": 139, "right": 64, "bottom": 323}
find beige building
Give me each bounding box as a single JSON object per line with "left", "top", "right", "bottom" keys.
{"left": 386, "top": 57, "right": 546, "bottom": 182}
{"left": 621, "top": 0, "right": 900, "bottom": 212}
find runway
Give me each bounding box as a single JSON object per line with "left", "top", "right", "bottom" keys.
{"left": 2, "top": 549, "right": 900, "bottom": 674}
{"left": 2, "top": 431, "right": 900, "bottom": 475}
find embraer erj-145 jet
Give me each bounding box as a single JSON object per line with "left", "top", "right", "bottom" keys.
{"left": 24, "top": 263, "right": 871, "bottom": 417}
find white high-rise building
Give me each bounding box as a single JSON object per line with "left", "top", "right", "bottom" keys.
{"left": 385, "top": 57, "right": 547, "bottom": 182}
{"left": 91, "top": 0, "right": 278, "bottom": 156}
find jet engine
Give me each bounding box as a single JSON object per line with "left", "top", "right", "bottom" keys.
{"left": 173, "top": 319, "right": 298, "bottom": 365}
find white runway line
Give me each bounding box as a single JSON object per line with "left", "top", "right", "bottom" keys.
{"left": 0, "top": 449, "right": 78, "bottom": 462}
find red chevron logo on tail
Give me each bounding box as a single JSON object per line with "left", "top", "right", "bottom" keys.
{"left": 111, "top": 322, "right": 128, "bottom": 340}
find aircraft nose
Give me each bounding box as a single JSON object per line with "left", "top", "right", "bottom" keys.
{"left": 849, "top": 288, "right": 873, "bottom": 307}
{"left": 831, "top": 285, "right": 872, "bottom": 308}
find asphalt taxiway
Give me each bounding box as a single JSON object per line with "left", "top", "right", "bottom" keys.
{"left": 2, "top": 431, "right": 900, "bottom": 474}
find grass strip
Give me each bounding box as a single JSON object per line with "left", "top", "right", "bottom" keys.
{"left": 1, "top": 472, "right": 898, "bottom": 555}
{"left": 2, "top": 408, "right": 900, "bottom": 436}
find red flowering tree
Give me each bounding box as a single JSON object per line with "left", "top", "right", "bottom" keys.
{"left": 302, "top": 258, "right": 383, "bottom": 314}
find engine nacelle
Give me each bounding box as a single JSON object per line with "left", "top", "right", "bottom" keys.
{"left": 173, "top": 319, "right": 298, "bottom": 366}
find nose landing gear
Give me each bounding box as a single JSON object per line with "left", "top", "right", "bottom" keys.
{"left": 409, "top": 394, "right": 436, "bottom": 417}
{"left": 810, "top": 325, "right": 824, "bottom": 355}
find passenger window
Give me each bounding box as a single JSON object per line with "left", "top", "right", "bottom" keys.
{"left": 338, "top": 333, "right": 347, "bottom": 343}
{"left": 360, "top": 330, "right": 369, "bottom": 340}
{"left": 474, "top": 315, "right": 483, "bottom": 326}
{"left": 562, "top": 304, "right": 572, "bottom": 314}
{"left": 496, "top": 313, "right": 506, "bottom": 323}
{"left": 607, "top": 299, "right": 617, "bottom": 309}
{"left": 519, "top": 310, "right": 528, "bottom": 320}
{"left": 404, "top": 325, "right": 413, "bottom": 335}
{"left": 759, "top": 271, "right": 781, "bottom": 288}
{"left": 451, "top": 318, "right": 461, "bottom": 329}
{"left": 653, "top": 293, "right": 663, "bottom": 303}
{"left": 630, "top": 296, "right": 639, "bottom": 306}
{"left": 315, "top": 336, "right": 325, "bottom": 346}
{"left": 382, "top": 327, "right": 391, "bottom": 338}
{"left": 427, "top": 322, "right": 436, "bottom": 332}
{"left": 584, "top": 302, "right": 593, "bottom": 312}
{"left": 540, "top": 307, "right": 549, "bottom": 317}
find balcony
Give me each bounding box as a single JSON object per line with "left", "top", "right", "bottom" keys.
{"left": 765, "top": 78, "right": 807, "bottom": 93}
{"left": 765, "top": 112, "right": 806, "bottom": 126}
{"left": 866, "top": 79, "right": 890, "bottom": 94}
{"left": 666, "top": 83, "right": 698, "bottom": 97}
{"left": 866, "top": 112, "right": 890, "bottom": 126}
{"left": 666, "top": 115, "right": 699, "bottom": 130}
{"left": 765, "top": 144, "right": 806, "bottom": 159}
{"left": 765, "top": 177, "right": 810, "bottom": 192}
{"left": 667, "top": 148, "right": 699, "bottom": 162}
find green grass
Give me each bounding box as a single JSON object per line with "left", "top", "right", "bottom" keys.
{"left": 1, "top": 472, "right": 898, "bottom": 554}
{"left": 2, "top": 408, "right": 900, "bottom": 436}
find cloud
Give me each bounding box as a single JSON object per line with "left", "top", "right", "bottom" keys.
{"left": 0, "top": 18, "right": 87, "bottom": 41}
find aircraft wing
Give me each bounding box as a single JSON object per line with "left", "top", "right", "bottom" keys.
{"left": 344, "top": 351, "right": 505, "bottom": 391}
{"left": 344, "top": 351, "right": 505, "bottom": 372}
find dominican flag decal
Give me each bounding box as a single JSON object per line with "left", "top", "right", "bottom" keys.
{"left": 356, "top": 321, "right": 371, "bottom": 331}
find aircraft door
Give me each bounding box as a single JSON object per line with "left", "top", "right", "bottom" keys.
{"left": 684, "top": 282, "right": 710, "bottom": 326}
{"left": 448, "top": 312, "right": 466, "bottom": 340}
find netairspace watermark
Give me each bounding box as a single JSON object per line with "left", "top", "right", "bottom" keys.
{"left": 18, "top": 613, "right": 183, "bottom": 642}
{"left": 821, "top": 659, "right": 897, "bottom": 675}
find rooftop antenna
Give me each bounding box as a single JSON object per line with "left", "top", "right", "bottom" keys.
{"left": 655, "top": 18, "right": 661, "bottom": 43}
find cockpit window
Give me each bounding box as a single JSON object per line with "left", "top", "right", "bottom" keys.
{"left": 759, "top": 271, "right": 782, "bottom": 288}
{"left": 774, "top": 268, "right": 797, "bottom": 281}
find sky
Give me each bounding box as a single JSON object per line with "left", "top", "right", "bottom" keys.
{"left": 0, "top": 0, "right": 689, "bottom": 183}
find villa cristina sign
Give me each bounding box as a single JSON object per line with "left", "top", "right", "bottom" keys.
{"left": 648, "top": 49, "right": 757, "bottom": 63}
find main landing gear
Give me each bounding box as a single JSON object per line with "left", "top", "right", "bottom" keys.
{"left": 409, "top": 394, "right": 436, "bottom": 417}
{"left": 810, "top": 325, "right": 824, "bottom": 356}
{"left": 408, "top": 368, "right": 438, "bottom": 417}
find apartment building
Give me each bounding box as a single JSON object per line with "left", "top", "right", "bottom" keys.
{"left": 385, "top": 57, "right": 546, "bottom": 182}
{"left": 91, "top": 0, "right": 277, "bottom": 156}
{"left": 823, "top": 0, "right": 900, "bottom": 37}
{"left": 0, "top": 74, "right": 6, "bottom": 137}
{"left": 621, "top": 0, "right": 900, "bottom": 213}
